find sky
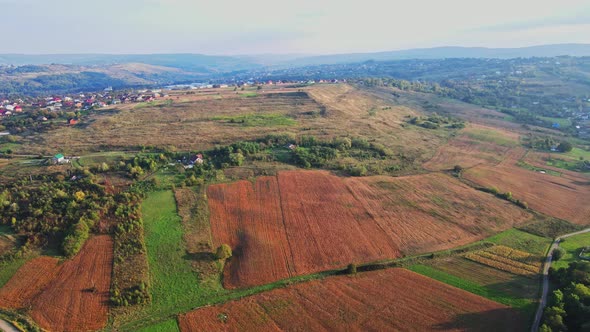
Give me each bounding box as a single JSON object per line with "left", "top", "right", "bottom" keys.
{"left": 1, "top": 0, "right": 590, "bottom": 55}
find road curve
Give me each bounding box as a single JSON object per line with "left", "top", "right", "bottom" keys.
{"left": 0, "top": 319, "right": 19, "bottom": 332}
{"left": 531, "top": 227, "right": 590, "bottom": 332}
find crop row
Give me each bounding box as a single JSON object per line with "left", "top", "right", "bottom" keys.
{"left": 485, "top": 245, "right": 534, "bottom": 263}
{"left": 465, "top": 247, "right": 539, "bottom": 277}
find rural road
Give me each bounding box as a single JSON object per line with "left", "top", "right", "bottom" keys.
{"left": 531, "top": 227, "right": 590, "bottom": 332}
{"left": 0, "top": 319, "right": 18, "bottom": 332}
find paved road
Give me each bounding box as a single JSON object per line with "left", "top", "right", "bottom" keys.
{"left": 531, "top": 227, "right": 590, "bottom": 332}
{"left": 0, "top": 319, "right": 18, "bottom": 332}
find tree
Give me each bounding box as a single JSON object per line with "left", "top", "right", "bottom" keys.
{"left": 216, "top": 244, "right": 232, "bottom": 260}
{"left": 553, "top": 247, "right": 566, "bottom": 261}
{"left": 347, "top": 263, "right": 357, "bottom": 275}
{"left": 453, "top": 165, "right": 463, "bottom": 173}
{"left": 557, "top": 141, "right": 573, "bottom": 153}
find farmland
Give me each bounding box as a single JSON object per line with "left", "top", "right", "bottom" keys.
{"left": 28, "top": 235, "right": 113, "bottom": 332}
{"left": 423, "top": 124, "right": 519, "bottom": 170}
{"left": 179, "top": 268, "right": 524, "bottom": 331}
{"left": 465, "top": 245, "right": 541, "bottom": 277}
{"left": 464, "top": 161, "right": 590, "bottom": 224}
{"left": 0, "top": 257, "right": 59, "bottom": 309}
{"left": 209, "top": 170, "right": 532, "bottom": 288}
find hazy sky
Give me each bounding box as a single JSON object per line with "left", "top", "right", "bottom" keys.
{"left": 1, "top": 0, "right": 589, "bottom": 55}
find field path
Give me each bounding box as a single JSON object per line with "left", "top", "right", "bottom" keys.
{"left": 531, "top": 227, "right": 590, "bottom": 332}
{"left": 0, "top": 319, "right": 18, "bottom": 332}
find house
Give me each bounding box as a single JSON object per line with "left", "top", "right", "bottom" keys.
{"left": 189, "top": 154, "right": 204, "bottom": 164}
{"left": 68, "top": 118, "right": 78, "bottom": 125}
{"left": 287, "top": 144, "right": 297, "bottom": 150}
{"left": 13, "top": 106, "right": 22, "bottom": 112}
{"left": 52, "top": 153, "right": 65, "bottom": 164}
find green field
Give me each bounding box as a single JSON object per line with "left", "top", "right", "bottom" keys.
{"left": 516, "top": 161, "right": 562, "bottom": 177}
{"left": 136, "top": 319, "right": 179, "bottom": 332}
{"left": 464, "top": 128, "right": 518, "bottom": 147}
{"left": 486, "top": 228, "right": 552, "bottom": 258}
{"left": 116, "top": 190, "right": 224, "bottom": 329}
{"left": 407, "top": 265, "right": 534, "bottom": 312}
{"left": 553, "top": 232, "right": 590, "bottom": 270}
{"left": 0, "top": 257, "right": 28, "bottom": 288}
{"left": 538, "top": 116, "right": 572, "bottom": 128}
{"left": 211, "top": 113, "right": 296, "bottom": 127}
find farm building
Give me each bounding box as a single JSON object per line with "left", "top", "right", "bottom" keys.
{"left": 51, "top": 154, "right": 65, "bottom": 164}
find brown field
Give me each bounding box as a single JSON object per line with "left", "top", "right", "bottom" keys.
{"left": 208, "top": 170, "right": 532, "bottom": 288}
{"left": 30, "top": 235, "right": 114, "bottom": 332}
{"left": 0, "top": 257, "right": 60, "bottom": 308}
{"left": 179, "top": 268, "right": 524, "bottom": 332}
{"left": 424, "top": 124, "right": 520, "bottom": 171}
{"left": 17, "top": 85, "right": 450, "bottom": 176}
{"left": 464, "top": 162, "right": 590, "bottom": 224}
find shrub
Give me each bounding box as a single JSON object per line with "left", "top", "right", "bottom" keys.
{"left": 347, "top": 263, "right": 357, "bottom": 275}
{"left": 552, "top": 247, "right": 565, "bottom": 261}
{"left": 216, "top": 244, "right": 233, "bottom": 260}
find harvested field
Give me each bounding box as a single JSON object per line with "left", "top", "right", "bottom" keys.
{"left": 424, "top": 124, "right": 520, "bottom": 171}
{"left": 464, "top": 162, "right": 590, "bottom": 224}
{"left": 208, "top": 170, "right": 532, "bottom": 288}
{"left": 30, "top": 235, "right": 114, "bottom": 332}
{"left": 178, "top": 268, "right": 524, "bottom": 332}
{"left": 0, "top": 257, "right": 60, "bottom": 309}
{"left": 344, "top": 173, "right": 531, "bottom": 254}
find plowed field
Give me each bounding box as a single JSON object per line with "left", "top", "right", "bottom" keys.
{"left": 0, "top": 257, "right": 60, "bottom": 308}
{"left": 30, "top": 235, "right": 114, "bottom": 332}
{"left": 464, "top": 163, "right": 590, "bottom": 224}
{"left": 208, "top": 170, "right": 532, "bottom": 288}
{"left": 179, "top": 268, "right": 523, "bottom": 332}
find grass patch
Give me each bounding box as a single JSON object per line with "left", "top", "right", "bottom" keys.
{"left": 516, "top": 161, "right": 561, "bottom": 176}
{"left": 136, "top": 319, "right": 179, "bottom": 332}
{"left": 565, "top": 147, "right": 590, "bottom": 160}
{"left": 553, "top": 232, "right": 590, "bottom": 270}
{"left": 486, "top": 228, "right": 552, "bottom": 257}
{"left": 210, "top": 114, "right": 296, "bottom": 127}
{"left": 0, "top": 257, "right": 29, "bottom": 288}
{"left": 518, "top": 217, "right": 582, "bottom": 239}
{"left": 407, "top": 265, "right": 534, "bottom": 312}
{"left": 240, "top": 92, "right": 258, "bottom": 98}
{"left": 464, "top": 128, "right": 518, "bottom": 147}
{"left": 538, "top": 116, "right": 572, "bottom": 128}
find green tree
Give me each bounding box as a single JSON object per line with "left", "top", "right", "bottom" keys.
{"left": 557, "top": 141, "right": 573, "bottom": 153}
{"left": 216, "top": 244, "right": 232, "bottom": 260}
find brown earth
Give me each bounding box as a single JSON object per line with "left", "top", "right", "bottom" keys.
{"left": 0, "top": 257, "right": 60, "bottom": 309}
{"left": 464, "top": 162, "right": 590, "bottom": 225}
{"left": 424, "top": 124, "right": 520, "bottom": 171}
{"left": 208, "top": 170, "right": 532, "bottom": 288}
{"left": 178, "top": 268, "right": 524, "bottom": 332}
{"left": 29, "top": 235, "right": 114, "bottom": 332}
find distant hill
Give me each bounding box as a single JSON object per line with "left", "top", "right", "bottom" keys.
{"left": 0, "top": 63, "right": 208, "bottom": 95}
{"left": 283, "top": 44, "right": 590, "bottom": 66}
{"left": 0, "top": 54, "right": 261, "bottom": 73}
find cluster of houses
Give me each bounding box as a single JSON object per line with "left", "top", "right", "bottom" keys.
{"left": 0, "top": 89, "right": 170, "bottom": 120}
{"left": 0, "top": 99, "right": 23, "bottom": 116}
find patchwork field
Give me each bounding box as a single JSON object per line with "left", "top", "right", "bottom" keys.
{"left": 464, "top": 162, "right": 590, "bottom": 225}
{"left": 465, "top": 245, "right": 541, "bottom": 277}
{"left": 0, "top": 257, "right": 60, "bottom": 309}
{"left": 29, "top": 235, "right": 114, "bottom": 332}
{"left": 178, "top": 268, "right": 524, "bottom": 332}
{"left": 208, "top": 170, "right": 532, "bottom": 288}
